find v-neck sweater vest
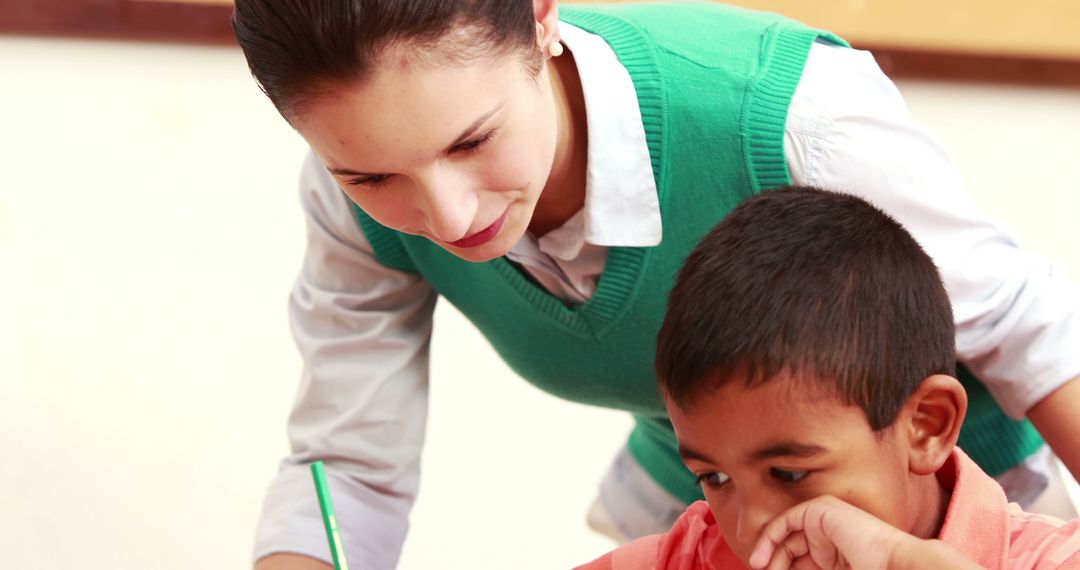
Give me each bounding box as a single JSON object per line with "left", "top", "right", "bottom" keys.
{"left": 351, "top": 2, "right": 1043, "bottom": 504}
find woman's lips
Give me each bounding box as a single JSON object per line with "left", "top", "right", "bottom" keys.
{"left": 449, "top": 209, "right": 509, "bottom": 249}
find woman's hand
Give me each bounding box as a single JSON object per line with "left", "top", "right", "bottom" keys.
{"left": 254, "top": 553, "right": 333, "bottom": 570}
{"left": 747, "top": 495, "right": 980, "bottom": 570}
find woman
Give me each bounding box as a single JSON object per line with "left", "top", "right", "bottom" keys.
{"left": 232, "top": 1, "right": 1080, "bottom": 568}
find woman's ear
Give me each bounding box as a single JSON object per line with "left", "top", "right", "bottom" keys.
{"left": 534, "top": 0, "right": 561, "bottom": 51}
{"left": 899, "top": 374, "right": 968, "bottom": 476}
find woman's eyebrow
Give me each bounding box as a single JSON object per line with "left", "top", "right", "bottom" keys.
{"left": 328, "top": 166, "right": 372, "bottom": 177}
{"left": 447, "top": 101, "right": 505, "bottom": 149}
{"left": 326, "top": 101, "right": 508, "bottom": 177}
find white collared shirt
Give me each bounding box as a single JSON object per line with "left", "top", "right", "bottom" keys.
{"left": 254, "top": 23, "right": 1080, "bottom": 569}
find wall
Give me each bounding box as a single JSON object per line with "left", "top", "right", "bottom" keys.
{"left": 1, "top": 35, "right": 1077, "bottom": 570}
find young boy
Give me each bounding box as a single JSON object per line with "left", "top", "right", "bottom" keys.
{"left": 578, "top": 187, "right": 1080, "bottom": 569}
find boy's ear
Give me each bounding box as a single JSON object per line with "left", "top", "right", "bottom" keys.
{"left": 899, "top": 374, "right": 968, "bottom": 476}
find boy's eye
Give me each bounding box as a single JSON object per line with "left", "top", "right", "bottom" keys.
{"left": 348, "top": 174, "right": 391, "bottom": 188}
{"left": 696, "top": 471, "right": 731, "bottom": 488}
{"left": 769, "top": 468, "right": 809, "bottom": 484}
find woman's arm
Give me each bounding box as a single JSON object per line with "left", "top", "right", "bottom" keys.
{"left": 253, "top": 151, "right": 438, "bottom": 570}
{"left": 1028, "top": 376, "right": 1080, "bottom": 481}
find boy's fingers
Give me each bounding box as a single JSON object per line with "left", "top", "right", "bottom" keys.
{"left": 753, "top": 498, "right": 861, "bottom": 570}
{"left": 750, "top": 502, "right": 814, "bottom": 568}
{"left": 764, "top": 531, "right": 810, "bottom": 570}
{"left": 792, "top": 556, "right": 826, "bottom": 570}
{"left": 748, "top": 536, "right": 780, "bottom": 568}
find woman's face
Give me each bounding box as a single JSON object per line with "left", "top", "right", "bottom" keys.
{"left": 295, "top": 46, "right": 560, "bottom": 262}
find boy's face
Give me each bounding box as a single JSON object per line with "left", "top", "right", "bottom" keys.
{"left": 667, "top": 376, "right": 925, "bottom": 566}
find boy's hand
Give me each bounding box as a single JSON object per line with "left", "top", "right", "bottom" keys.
{"left": 747, "top": 495, "right": 903, "bottom": 569}
{"left": 747, "top": 495, "right": 982, "bottom": 570}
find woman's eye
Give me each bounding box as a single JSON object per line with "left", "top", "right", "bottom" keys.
{"left": 696, "top": 471, "right": 731, "bottom": 488}
{"left": 770, "top": 468, "right": 809, "bottom": 484}
{"left": 348, "top": 174, "right": 391, "bottom": 188}
{"left": 451, "top": 129, "right": 497, "bottom": 154}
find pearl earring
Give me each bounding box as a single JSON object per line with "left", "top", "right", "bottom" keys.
{"left": 537, "top": 22, "right": 563, "bottom": 58}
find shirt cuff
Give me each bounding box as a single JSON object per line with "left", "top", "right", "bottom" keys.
{"left": 253, "top": 462, "right": 412, "bottom": 570}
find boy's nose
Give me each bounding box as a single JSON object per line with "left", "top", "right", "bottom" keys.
{"left": 734, "top": 497, "right": 775, "bottom": 545}
{"left": 413, "top": 170, "right": 476, "bottom": 243}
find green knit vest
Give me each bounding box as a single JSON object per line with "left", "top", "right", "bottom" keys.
{"left": 351, "top": 3, "right": 1043, "bottom": 503}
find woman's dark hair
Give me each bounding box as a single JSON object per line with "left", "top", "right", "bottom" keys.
{"left": 656, "top": 186, "right": 957, "bottom": 431}
{"left": 233, "top": 0, "right": 538, "bottom": 120}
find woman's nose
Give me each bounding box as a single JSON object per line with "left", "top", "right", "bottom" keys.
{"left": 412, "top": 169, "right": 476, "bottom": 242}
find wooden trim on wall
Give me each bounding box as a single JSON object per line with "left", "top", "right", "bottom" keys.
{"left": 715, "top": 0, "right": 1080, "bottom": 62}
{"left": 867, "top": 46, "right": 1080, "bottom": 87}
{"left": 0, "top": 0, "right": 236, "bottom": 45}
{"left": 3, "top": 1, "right": 1080, "bottom": 87}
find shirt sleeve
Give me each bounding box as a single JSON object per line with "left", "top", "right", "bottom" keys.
{"left": 573, "top": 535, "right": 663, "bottom": 570}
{"left": 1006, "top": 505, "right": 1080, "bottom": 568}
{"left": 784, "top": 42, "right": 1080, "bottom": 418}
{"left": 253, "top": 150, "right": 437, "bottom": 569}
{"left": 572, "top": 502, "right": 734, "bottom": 570}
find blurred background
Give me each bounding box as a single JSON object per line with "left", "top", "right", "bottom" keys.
{"left": 1, "top": 1, "right": 1078, "bottom": 569}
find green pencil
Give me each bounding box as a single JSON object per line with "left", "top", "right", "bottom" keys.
{"left": 310, "top": 461, "right": 350, "bottom": 570}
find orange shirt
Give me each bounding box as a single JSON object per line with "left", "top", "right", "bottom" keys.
{"left": 576, "top": 449, "right": 1080, "bottom": 569}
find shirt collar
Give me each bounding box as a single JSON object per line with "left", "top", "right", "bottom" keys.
{"left": 936, "top": 448, "right": 1011, "bottom": 569}
{"left": 534, "top": 21, "right": 662, "bottom": 261}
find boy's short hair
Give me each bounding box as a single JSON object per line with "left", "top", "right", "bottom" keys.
{"left": 656, "top": 186, "right": 956, "bottom": 430}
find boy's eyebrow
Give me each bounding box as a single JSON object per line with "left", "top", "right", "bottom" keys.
{"left": 326, "top": 101, "right": 506, "bottom": 178}
{"left": 677, "top": 444, "right": 714, "bottom": 464}
{"left": 678, "top": 442, "right": 828, "bottom": 465}
{"left": 747, "top": 442, "right": 828, "bottom": 462}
